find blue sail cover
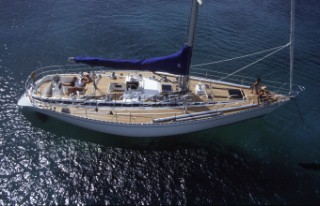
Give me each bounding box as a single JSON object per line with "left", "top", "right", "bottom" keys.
{"left": 73, "top": 45, "right": 192, "bottom": 75}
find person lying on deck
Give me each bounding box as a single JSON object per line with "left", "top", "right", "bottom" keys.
{"left": 62, "top": 76, "right": 89, "bottom": 95}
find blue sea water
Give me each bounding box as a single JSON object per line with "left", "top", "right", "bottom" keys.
{"left": 1, "top": 0, "right": 320, "bottom": 204}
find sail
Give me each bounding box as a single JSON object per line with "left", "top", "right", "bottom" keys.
{"left": 72, "top": 45, "right": 192, "bottom": 75}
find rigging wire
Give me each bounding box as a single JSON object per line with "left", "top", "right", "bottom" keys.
{"left": 192, "top": 43, "right": 290, "bottom": 68}
{"left": 293, "top": 97, "right": 309, "bottom": 130}
{"left": 218, "top": 43, "right": 290, "bottom": 81}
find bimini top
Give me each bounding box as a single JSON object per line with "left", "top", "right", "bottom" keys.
{"left": 70, "top": 45, "right": 192, "bottom": 75}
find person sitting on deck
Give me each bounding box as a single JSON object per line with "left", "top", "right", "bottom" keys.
{"left": 251, "top": 77, "right": 261, "bottom": 94}
{"left": 110, "top": 72, "right": 117, "bottom": 79}
{"left": 62, "top": 76, "right": 89, "bottom": 95}
{"left": 82, "top": 72, "right": 93, "bottom": 82}
{"left": 258, "top": 86, "right": 271, "bottom": 104}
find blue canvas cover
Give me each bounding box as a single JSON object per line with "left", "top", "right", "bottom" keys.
{"left": 73, "top": 45, "right": 192, "bottom": 75}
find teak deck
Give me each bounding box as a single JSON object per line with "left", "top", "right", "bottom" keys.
{"left": 33, "top": 71, "right": 264, "bottom": 124}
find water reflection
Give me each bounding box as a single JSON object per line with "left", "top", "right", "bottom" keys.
{"left": 0, "top": 98, "right": 317, "bottom": 205}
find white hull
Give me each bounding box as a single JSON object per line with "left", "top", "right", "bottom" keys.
{"left": 18, "top": 93, "right": 287, "bottom": 137}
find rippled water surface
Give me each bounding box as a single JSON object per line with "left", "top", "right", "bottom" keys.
{"left": 1, "top": 0, "right": 320, "bottom": 204}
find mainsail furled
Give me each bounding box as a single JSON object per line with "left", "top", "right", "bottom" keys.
{"left": 70, "top": 45, "right": 192, "bottom": 75}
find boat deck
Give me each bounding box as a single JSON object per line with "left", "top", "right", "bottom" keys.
{"left": 31, "top": 70, "right": 280, "bottom": 124}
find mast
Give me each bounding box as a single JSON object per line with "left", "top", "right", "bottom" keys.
{"left": 181, "top": 0, "right": 202, "bottom": 92}
{"left": 289, "top": 0, "right": 295, "bottom": 95}
{"left": 187, "top": 0, "right": 202, "bottom": 46}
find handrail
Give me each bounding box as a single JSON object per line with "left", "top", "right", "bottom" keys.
{"left": 23, "top": 63, "right": 305, "bottom": 125}
{"left": 190, "top": 67, "right": 304, "bottom": 97}
{"left": 25, "top": 64, "right": 304, "bottom": 100}
{"left": 24, "top": 64, "right": 106, "bottom": 91}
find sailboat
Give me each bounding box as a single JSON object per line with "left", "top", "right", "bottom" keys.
{"left": 18, "top": 0, "right": 304, "bottom": 137}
